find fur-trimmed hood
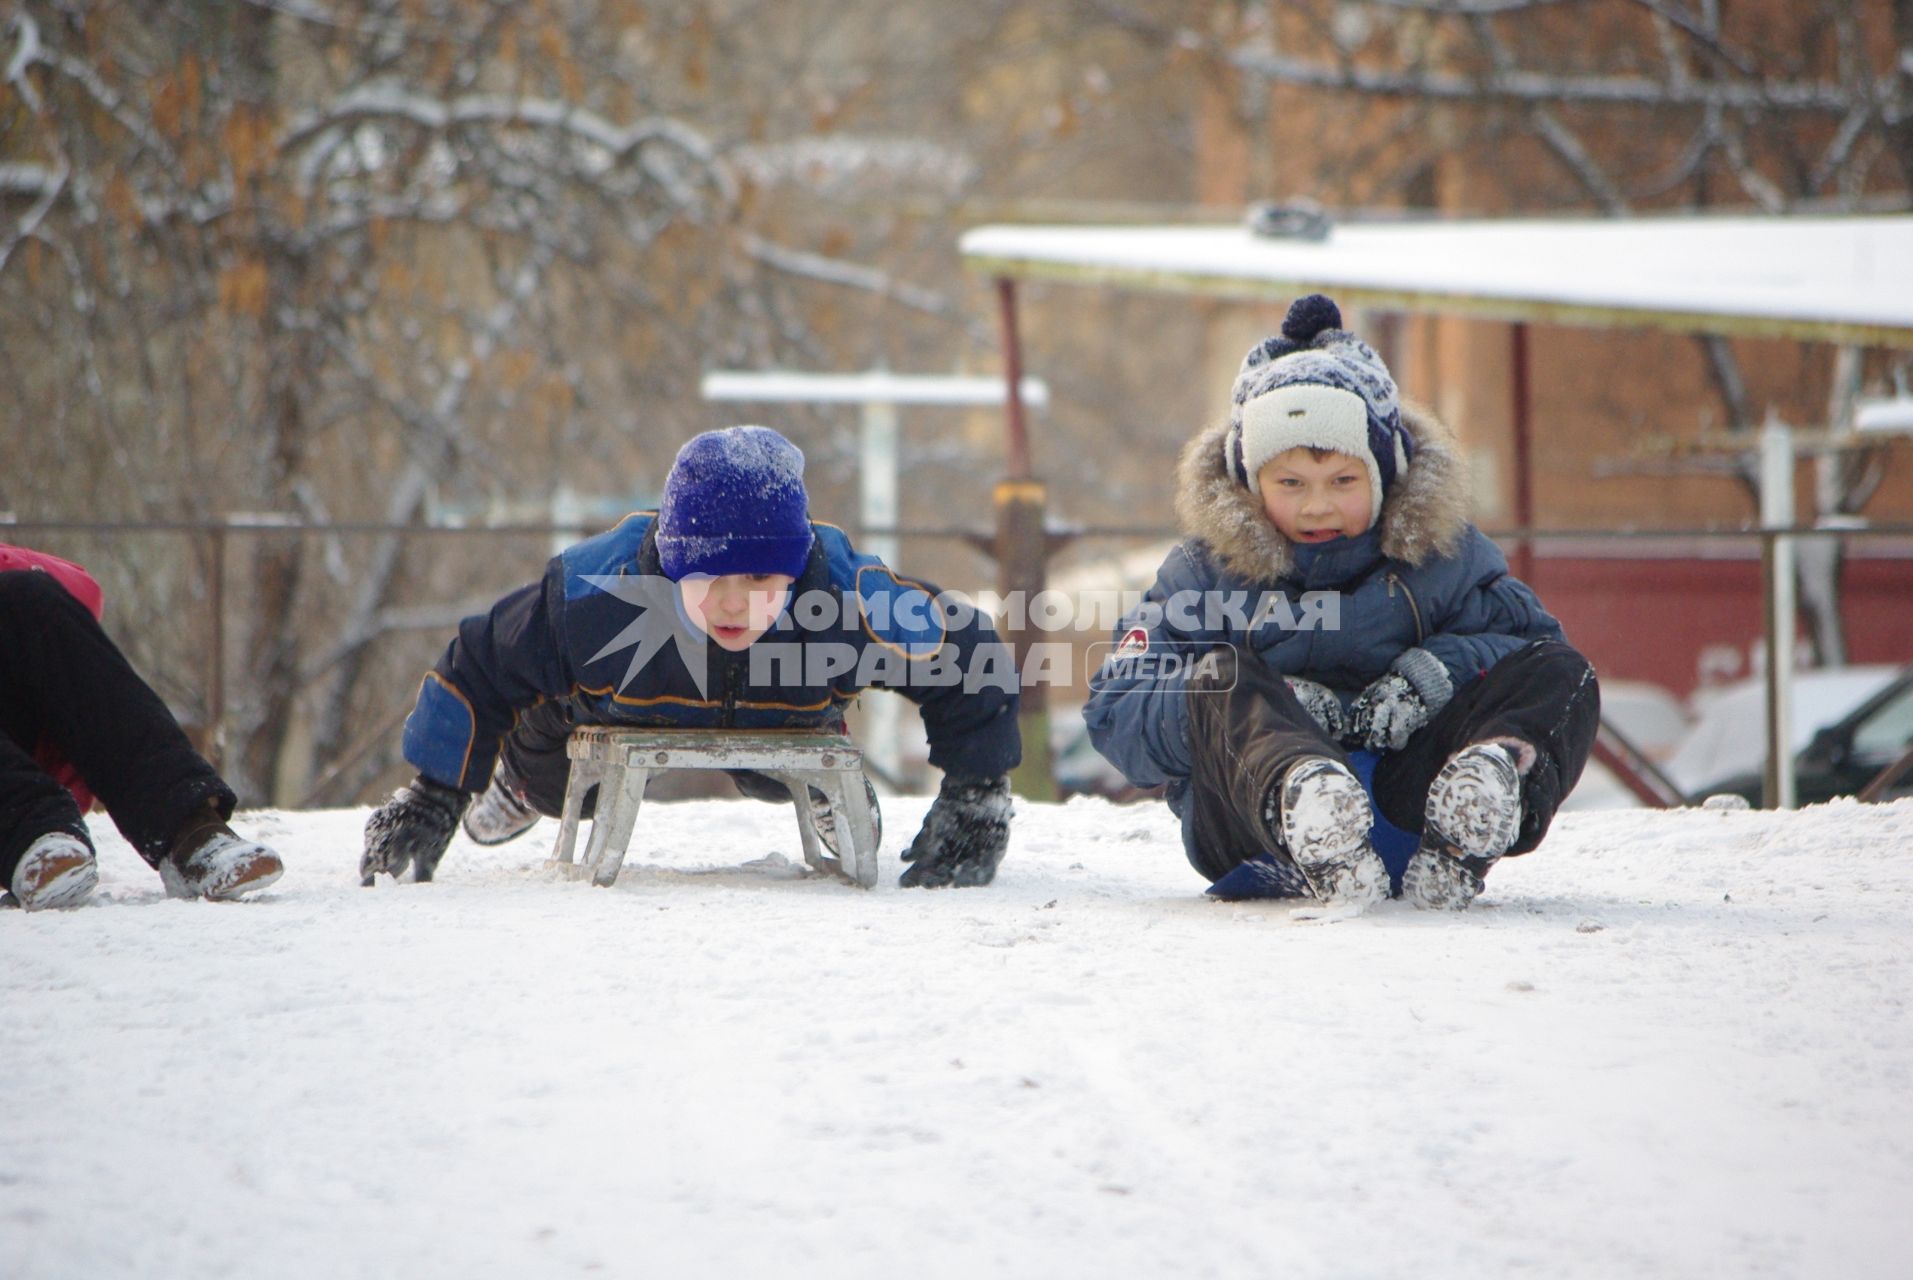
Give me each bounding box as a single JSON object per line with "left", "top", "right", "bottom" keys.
{"left": 1173, "top": 401, "right": 1471, "bottom": 584}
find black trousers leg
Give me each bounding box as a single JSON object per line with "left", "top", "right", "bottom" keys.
{"left": 1372, "top": 640, "right": 1600, "bottom": 856}
{"left": 0, "top": 570, "right": 233, "bottom": 870}
{"left": 728, "top": 715, "right": 853, "bottom": 805}
{"left": 730, "top": 770, "right": 793, "bottom": 804}
{"left": 1183, "top": 646, "right": 1349, "bottom": 883}
{"left": 497, "top": 700, "right": 586, "bottom": 818}
{"left": 0, "top": 730, "right": 90, "bottom": 886}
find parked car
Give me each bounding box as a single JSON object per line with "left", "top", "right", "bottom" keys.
{"left": 1559, "top": 679, "right": 1690, "bottom": 812}
{"left": 1666, "top": 664, "right": 1913, "bottom": 806}
{"left": 1595, "top": 680, "right": 1692, "bottom": 761}
{"left": 1051, "top": 710, "right": 1141, "bottom": 800}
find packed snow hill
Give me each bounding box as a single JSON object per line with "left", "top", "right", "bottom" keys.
{"left": 5, "top": 794, "right": 1912, "bottom": 1279}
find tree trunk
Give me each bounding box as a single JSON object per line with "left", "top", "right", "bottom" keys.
{"left": 228, "top": 2, "right": 312, "bottom": 804}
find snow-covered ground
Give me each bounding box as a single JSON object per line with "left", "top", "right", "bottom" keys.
{"left": 6, "top": 794, "right": 1912, "bottom": 1279}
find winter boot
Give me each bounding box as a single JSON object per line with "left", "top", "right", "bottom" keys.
{"left": 807, "top": 777, "right": 882, "bottom": 860}
{"left": 463, "top": 768, "right": 540, "bottom": 846}
{"left": 6, "top": 831, "right": 99, "bottom": 911}
{"left": 1403, "top": 742, "right": 1523, "bottom": 911}
{"left": 159, "top": 802, "right": 284, "bottom": 901}
{"left": 1264, "top": 757, "right": 1388, "bottom": 910}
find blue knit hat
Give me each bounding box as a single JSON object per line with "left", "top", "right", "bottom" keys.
{"left": 656, "top": 426, "right": 815, "bottom": 581}
{"left": 1226, "top": 294, "right": 1415, "bottom": 523}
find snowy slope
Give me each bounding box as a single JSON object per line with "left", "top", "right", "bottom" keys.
{"left": 5, "top": 795, "right": 1911, "bottom": 1279}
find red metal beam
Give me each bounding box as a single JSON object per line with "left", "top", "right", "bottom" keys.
{"left": 1510, "top": 321, "right": 1536, "bottom": 585}
{"left": 1858, "top": 743, "right": 1913, "bottom": 803}
{"left": 1590, "top": 719, "right": 1683, "bottom": 808}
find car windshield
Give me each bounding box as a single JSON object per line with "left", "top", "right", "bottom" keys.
{"left": 1852, "top": 680, "right": 1913, "bottom": 762}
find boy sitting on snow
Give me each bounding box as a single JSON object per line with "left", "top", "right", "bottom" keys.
{"left": 1084, "top": 295, "right": 1599, "bottom": 914}
{"left": 362, "top": 425, "right": 1020, "bottom": 888}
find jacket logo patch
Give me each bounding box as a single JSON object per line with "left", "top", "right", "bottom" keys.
{"left": 1115, "top": 626, "right": 1149, "bottom": 658}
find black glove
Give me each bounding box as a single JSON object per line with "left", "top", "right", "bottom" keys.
{"left": 899, "top": 774, "right": 1011, "bottom": 888}
{"left": 361, "top": 775, "right": 470, "bottom": 885}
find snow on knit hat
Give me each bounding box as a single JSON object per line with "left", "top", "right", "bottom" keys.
{"left": 656, "top": 426, "right": 815, "bottom": 581}
{"left": 1226, "top": 294, "right": 1414, "bottom": 525}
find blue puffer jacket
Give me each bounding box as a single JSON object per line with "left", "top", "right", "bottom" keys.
{"left": 402, "top": 514, "right": 1022, "bottom": 792}
{"left": 1084, "top": 407, "right": 1562, "bottom": 803}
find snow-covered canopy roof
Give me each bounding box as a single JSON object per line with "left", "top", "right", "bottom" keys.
{"left": 961, "top": 215, "right": 1913, "bottom": 349}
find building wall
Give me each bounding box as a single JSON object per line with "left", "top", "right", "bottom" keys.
{"left": 1533, "top": 548, "right": 1913, "bottom": 697}
{"left": 1390, "top": 315, "right": 1913, "bottom": 534}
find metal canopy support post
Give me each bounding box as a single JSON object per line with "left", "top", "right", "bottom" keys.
{"left": 994, "top": 276, "right": 1055, "bottom": 801}
{"left": 997, "top": 278, "right": 1033, "bottom": 482}
{"left": 1760, "top": 420, "right": 1797, "bottom": 810}
{"left": 1510, "top": 322, "right": 1537, "bottom": 586}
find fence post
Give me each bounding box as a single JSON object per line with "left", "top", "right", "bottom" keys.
{"left": 207, "top": 524, "right": 226, "bottom": 771}
{"left": 1759, "top": 421, "right": 1796, "bottom": 810}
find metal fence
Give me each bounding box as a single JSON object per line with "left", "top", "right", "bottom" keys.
{"left": 5, "top": 516, "right": 1912, "bottom": 809}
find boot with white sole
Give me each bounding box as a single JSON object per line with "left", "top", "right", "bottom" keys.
{"left": 159, "top": 803, "right": 284, "bottom": 901}
{"left": 1403, "top": 742, "right": 1524, "bottom": 911}
{"left": 6, "top": 831, "right": 99, "bottom": 911}
{"left": 1265, "top": 757, "right": 1389, "bottom": 912}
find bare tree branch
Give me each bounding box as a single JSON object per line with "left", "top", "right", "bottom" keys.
{"left": 2, "top": 7, "right": 46, "bottom": 112}
{"left": 1621, "top": 0, "right": 1761, "bottom": 80}
{"left": 1717, "top": 122, "right": 1790, "bottom": 212}
{"left": 1812, "top": 107, "right": 1875, "bottom": 193}
{"left": 1229, "top": 49, "right": 1897, "bottom": 120}
{"left": 303, "top": 240, "right": 561, "bottom": 769}
{"left": 740, "top": 231, "right": 992, "bottom": 344}
{"left": 1367, "top": 0, "right": 1576, "bottom": 14}
{"left": 0, "top": 160, "right": 65, "bottom": 271}
{"left": 7, "top": 13, "right": 189, "bottom": 180}
{"left": 1466, "top": 13, "right": 1631, "bottom": 211}
{"left": 279, "top": 83, "right": 739, "bottom": 213}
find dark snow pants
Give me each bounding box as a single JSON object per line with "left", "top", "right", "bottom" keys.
{"left": 1182, "top": 640, "right": 1600, "bottom": 884}
{"left": 0, "top": 570, "right": 235, "bottom": 884}
{"left": 494, "top": 699, "right": 847, "bottom": 816}
{"left": 494, "top": 700, "right": 584, "bottom": 817}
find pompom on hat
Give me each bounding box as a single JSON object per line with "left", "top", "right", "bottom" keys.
{"left": 656, "top": 426, "right": 815, "bottom": 581}
{"left": 1226, "top": 294, "right": 1415, "bottom": 524}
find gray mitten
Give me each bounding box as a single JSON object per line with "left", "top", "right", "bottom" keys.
{"left": 899, "top": 775, "right": 1011, "bottom": 888}
{"left": 361, "top": 775, "right": 470, "bottom": 885}
{"left": 1284, "top": 676, "right": 1346, "bottom": 740}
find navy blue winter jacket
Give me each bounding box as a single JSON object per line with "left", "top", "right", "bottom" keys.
{"left": 403, "top": 514, "right": 1021, "bottom": 792}
{"left": 1084, "top": 408, "right": 1563, "bottom": 799}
